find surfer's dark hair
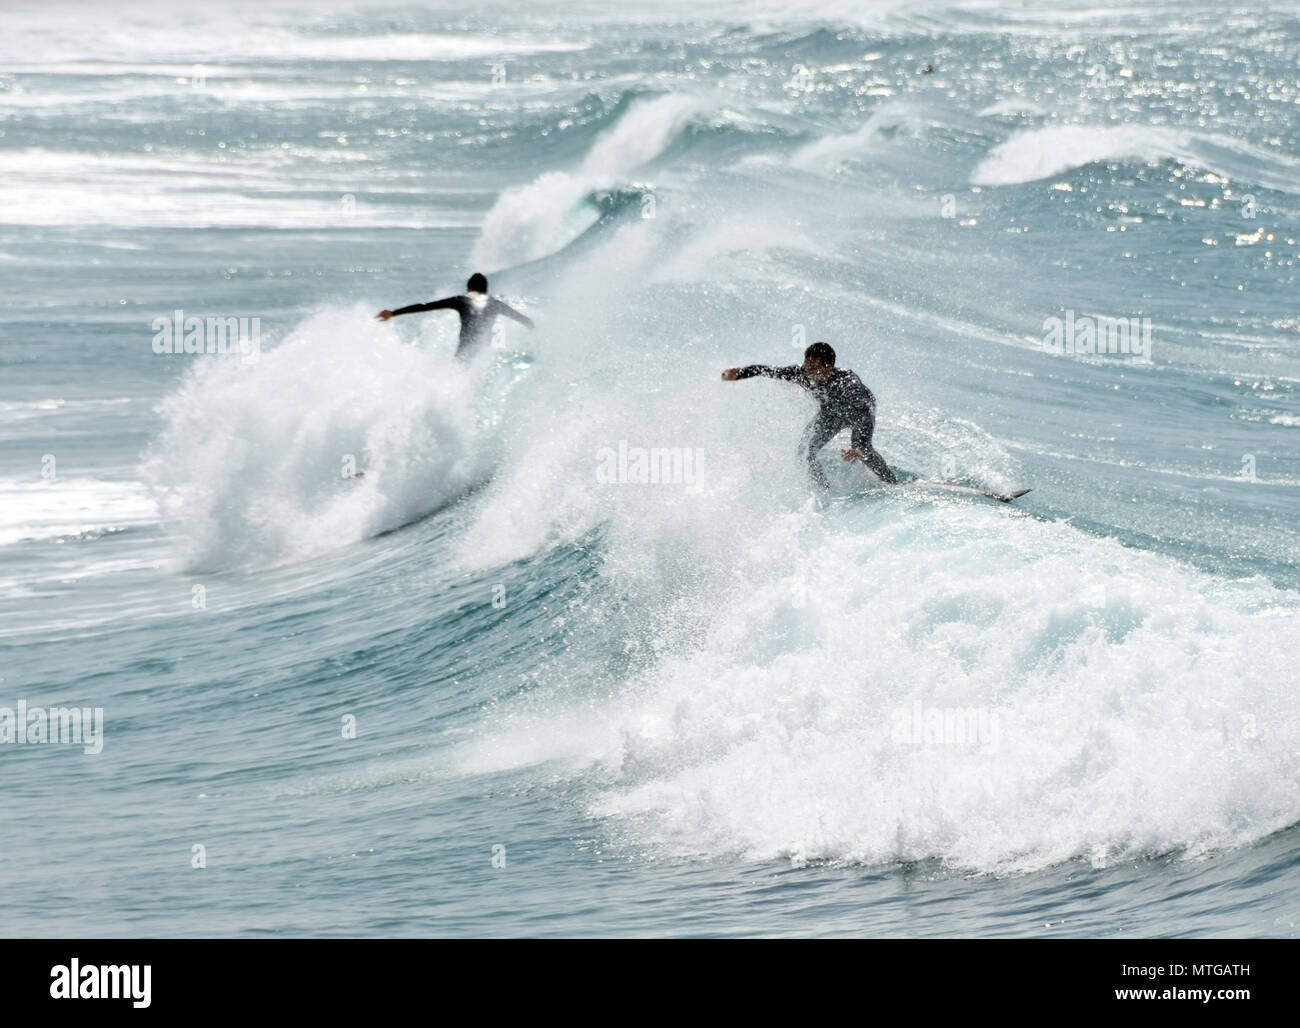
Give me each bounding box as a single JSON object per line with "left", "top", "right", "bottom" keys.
{"left": 804, "top": 342, "right": 835, "bottom": 366}
{"left": 467, "top": 272, "right": 488, "bottom": 293}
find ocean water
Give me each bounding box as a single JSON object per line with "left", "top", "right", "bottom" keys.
{"left": 2, "top": 0, "right": 1298, "bottom": 937}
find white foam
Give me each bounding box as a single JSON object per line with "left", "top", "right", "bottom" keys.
{"left": 791, "top": 106, "right": 917, "bottom": 172}
{"left": 0, "top": 477, "right": 158, "bottom": 547}
{"left": 971, "top": 124, "right": 1197, "bottom": 186}
{"left": 464, "top": 497, "right": 1300, "bottom": 873}
{"left": 0, "top": 10, "right": 587, "bottom": 67}
{"left": 142, "top": 305, "right": 499, "bottom": 571}
{"left": 0, "top": 148, "right": 469, "bottom": 230}
{"left": 471, "top": 93, "right": 706, "bottom": 269}
{"left": 976, "top": 98, "right": 1047, "bottom": 118}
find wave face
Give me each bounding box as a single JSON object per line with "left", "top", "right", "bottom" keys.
{"left": 3, "top": 0, "right": 1300, "bottom": 937}
{"left": 470, "top": 93, "right": 708, "bottom": 269}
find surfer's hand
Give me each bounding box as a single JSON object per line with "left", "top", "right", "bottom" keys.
{"left": 721, "top": 368, "right": 739, "bottom": 381}
{"left": 841, "top": 447, "right": 864, "bottom": 463}
{"left": 376, "top": 310, "right": 394, "bottom": 321}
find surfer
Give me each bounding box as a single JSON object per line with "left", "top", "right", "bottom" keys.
{"left": 721, "top": 342, "right": 898, "bottom": 488}
{"left": 376, "top": 272, "right": 534, "bottom": 359}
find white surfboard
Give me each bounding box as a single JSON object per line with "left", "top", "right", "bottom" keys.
{"left": 904, "top": 481, "right": 1032, "bottom": 504}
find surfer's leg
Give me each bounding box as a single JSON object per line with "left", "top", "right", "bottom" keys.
{"left": 861, "top": 448, "right": 898, "bottom": 484}
{"left": 799, "top": 412, "right": 842, "bottom": 490}
{"left": 850, "top": 405, "right": 898, "bottom": 484}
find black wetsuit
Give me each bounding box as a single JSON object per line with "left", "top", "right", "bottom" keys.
{"left": 734, "top": 364, "right": 898, "bottom": 487}
{"left": 390, "top": 292, "right": 533, "bottom": 359}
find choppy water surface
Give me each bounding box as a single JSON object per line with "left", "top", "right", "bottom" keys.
{"left": 1, "top": 0, "right": 1298, "bottom": 936}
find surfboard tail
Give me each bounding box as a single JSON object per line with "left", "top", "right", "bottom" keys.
{"left": 901, "top": 481, "right": 1033, "bottom": 503}
{"left": 984, "top": 488, "right": 1033, "bottom": 503}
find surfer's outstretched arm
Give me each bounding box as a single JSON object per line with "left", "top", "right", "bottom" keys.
{"left": 721, "top": 365, "right": 803, "bottom": 382}
{"left": 375, "top": 296, "right": 463, "bottom": 321}
{"left": 490, "top": 298, "right": 535, "bottom": 330}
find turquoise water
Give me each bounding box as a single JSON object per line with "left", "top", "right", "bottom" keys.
{"left": 2, "top": 0, "right": 1298, "bottom": 937}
